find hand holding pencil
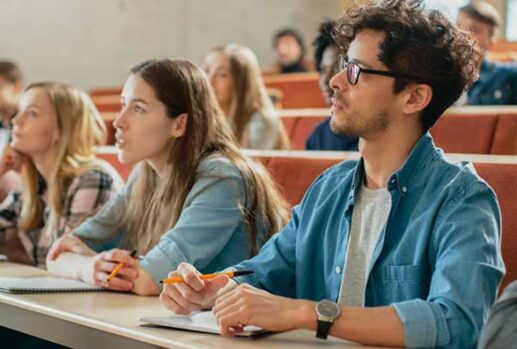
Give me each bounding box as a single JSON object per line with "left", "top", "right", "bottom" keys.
{"left": 160, "top": 263, "right": 243, "bottom": 315}
{"left": 88, "top": 249, "right": 139, "bottom": 292}
{"left": 107, "top": 249, "right": 138, "bottom": 281}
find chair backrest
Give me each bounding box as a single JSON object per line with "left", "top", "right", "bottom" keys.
{"left": 474, "top": 162, "right": 517, "bottom": 291}
{"left": 491, "top": 113, "right": 517, "bottom": 155}
{"left": 266, "top": 156, "right": 340, "bottom": 205}
{"left": 430, "top": 113, "right": 499, "bottom": 154}
{"left": 277, "top": 109, "right": 517, "bottom": 154}
{"left": 263, "top": 73, "right": 326, "bottom": 109}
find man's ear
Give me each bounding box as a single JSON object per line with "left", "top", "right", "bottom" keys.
{"left": 170, "top": 113, "right": 188, "bottom": 137}
{"left": 402, "top": 84, "right": 433, "bottom": 115}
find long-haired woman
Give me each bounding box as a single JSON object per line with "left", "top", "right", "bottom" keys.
{"left": 0, "top": 82, "right": 123, "bottom": 265}
{"left": 203, "top": 44, "right": 290, "bottom": 149}
{"left": 47, "top": 59, "right": 289, "bottom": 296}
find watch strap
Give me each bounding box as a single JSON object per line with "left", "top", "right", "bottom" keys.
{"left": 316, "top": 319, "right": 332, "bottom": 339}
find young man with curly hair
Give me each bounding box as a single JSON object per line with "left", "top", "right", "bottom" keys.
{"left": 159, "top": 1, "right": 504, "bottom": 348}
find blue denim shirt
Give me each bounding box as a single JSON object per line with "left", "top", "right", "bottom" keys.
{"left": 73, "top": 156, "right": 267, "bottom": 283}
{"left": 468, "top": 59, "right": 517, "bottom": 105}
{"left": 234, "top": 133, "right": 504, "bottom": 348}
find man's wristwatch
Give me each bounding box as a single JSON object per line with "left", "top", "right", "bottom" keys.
{"left": 315, "top": 299, "right": 341, "bottom": 339}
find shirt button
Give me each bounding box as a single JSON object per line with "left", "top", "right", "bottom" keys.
{"left": 335, "top": 266, "right": 341, "bottom": 274}
{"left": 402, "top": 186, "right": 408, "bottom": 193}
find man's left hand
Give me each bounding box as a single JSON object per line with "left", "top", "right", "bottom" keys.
{"left": 212, "top": 283, "right": 315, "bottom": 336}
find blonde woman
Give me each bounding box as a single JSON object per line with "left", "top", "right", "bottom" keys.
{"left": 47, "top": 59, "right": 290, "bottom": 296}
{"left": 0, "top": 82, "right": 123, "bottom": 266}
{"left": 203, "top": 44, "right": 290, "bottom": 149}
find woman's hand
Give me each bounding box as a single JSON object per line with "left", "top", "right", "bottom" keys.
{"left": 80, "top": 248, "right": 139, "bottom": 292}
{"left": 0, "top": 144, "right": 25, "bottom": 176}
{"left": 47, "top": 235, "right": 96, "bottom": 261}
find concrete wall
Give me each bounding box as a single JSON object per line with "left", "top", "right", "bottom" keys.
{"left": 0, "top": 0, "right": 342, "bottom": 90}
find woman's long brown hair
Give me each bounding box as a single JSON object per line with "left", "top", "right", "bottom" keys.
{"left": 125, "top": 59, "right": 289, "bottom": 255}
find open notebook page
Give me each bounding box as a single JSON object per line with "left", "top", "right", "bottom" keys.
{"left": 140, "top": 311, "right": 266, "bottom": 337}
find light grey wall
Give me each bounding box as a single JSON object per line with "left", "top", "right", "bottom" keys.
{"left": 0, "top": 0, "right": 343, "bottom": 91}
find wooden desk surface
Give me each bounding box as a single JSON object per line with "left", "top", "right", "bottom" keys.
{"left": 0, "top": 262, "right": 383, "bottom": 349}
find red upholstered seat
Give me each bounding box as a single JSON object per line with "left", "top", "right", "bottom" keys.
{"left": 430, "top": 114, "right": 498, "bottom": 154}
{"left": 277, "top": 111, "right": 516, "bottom": 154}
{"left": 266, "top": 156, "right": 341, "bottom": 206}
{"left": 263, "top": 73, "right": 326, "bottom": 109}
{"left": 90, "top": 87, "right": 122, "bottom": 96}
{"left": 290, "top": 116, "right": 328, "bottom": 150}
{"left": 280, "top": 117, "right": 298, "bottom": 142}
{"left": 491, "top": 113, "right": 517, "bottom": 155}
{"left": 474, "top": 163, "right": 517, "bottom": 291}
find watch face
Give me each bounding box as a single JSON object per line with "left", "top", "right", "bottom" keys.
{"left": 316, "top": 300, "right": 340, "bottom": 318}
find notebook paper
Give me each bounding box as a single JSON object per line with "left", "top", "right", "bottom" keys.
{"left": 140, "top": 311, "right": 266, "bottom": 337}
{"left": 0, "top": 276, "right": 105, "bottom": 294}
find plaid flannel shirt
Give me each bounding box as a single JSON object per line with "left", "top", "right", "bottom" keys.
{"left": 0, "top": 163, "right": 123, "bottom": 266}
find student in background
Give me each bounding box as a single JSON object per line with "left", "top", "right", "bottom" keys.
{"left": 203, "top": 44, "right": 289, "bottom": 150}
{"left": 457, "top": 1, "right": 517, "bottom": 105}
{"left": 273, "top": 28, "right": 308, "bottom": 74}
{"left": 0, "top": 61, "right": 23, "bottom": 201}
{"left": 0, "top": 82, "right": 122, "bottom": 265}
{"left": 160, "top": 1, "right": 503, "bottom": 347}
{"left": 47, "top": 59, "right": 289, "bottom": 296}
{"left": 306, "top": 19, "right": 359, "bottom": 151}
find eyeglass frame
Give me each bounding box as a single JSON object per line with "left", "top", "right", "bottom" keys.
{"left": 338, "top": 56, "right": 419, "bottom": 86}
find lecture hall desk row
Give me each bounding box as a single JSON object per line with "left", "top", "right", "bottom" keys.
{"left": 0, "top": 261, "right": 366, "bottom": 349}
{"left": 96, "top": 147, "right": 517, "bottom": 293}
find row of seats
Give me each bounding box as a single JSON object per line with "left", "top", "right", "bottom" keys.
{"left": 279, "top": 107, "right": 517, "bottom": 154}
{"left": 90, "top": 73, "right": 327, "bottom": 110}
{"left": 97, "top": 147, "right": 517, "bottom": 292}
{"left": 99, "top": 107, "right": 517, "bottom": 154}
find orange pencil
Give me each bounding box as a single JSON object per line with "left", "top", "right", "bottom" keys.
{"left": 106, "top": 250, "right": 137, "bottom": 282}
{"left": 160, "top": 270, "right": 253, "bottom": 285}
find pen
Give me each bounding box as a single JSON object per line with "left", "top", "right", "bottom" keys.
{"left": 106, "top": 249, "right": 137, "bottom": 282}
{"left": 159, "top": 270, "right": 254, "bottom": 285}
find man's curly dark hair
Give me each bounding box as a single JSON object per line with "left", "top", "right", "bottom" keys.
{"left": 312, "top": 19, "right": 336, "bottom": 73}
{"left": 332, "top": 0, "right": 482, "bottom": 131}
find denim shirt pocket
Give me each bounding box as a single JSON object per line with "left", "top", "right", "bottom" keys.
{"left": 383, "top": 265, "right": 426, "bottom": 302}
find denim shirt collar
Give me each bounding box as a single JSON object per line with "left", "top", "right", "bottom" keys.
{"left": 345, "top": 132, "right": 436, "bottom": 210}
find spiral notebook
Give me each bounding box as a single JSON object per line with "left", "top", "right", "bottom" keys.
{"left": 140, "top": 311, "right": 266, "bottom": 337}
{"left": 0, "top": 276, "right": 106, "bottom": 294}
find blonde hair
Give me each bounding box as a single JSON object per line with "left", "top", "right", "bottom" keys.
{"left": 125, "top": 59, "right": 290, "bottom": 255}
{"left": 18, "top": 82, "right": 107, "bottom": 237}
{"left": 211, "top": 44, "right": 290, "bottom": 150}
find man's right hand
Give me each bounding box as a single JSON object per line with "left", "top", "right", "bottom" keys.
{"left": 160, "top": 263, "right": 237, "bottom": 314}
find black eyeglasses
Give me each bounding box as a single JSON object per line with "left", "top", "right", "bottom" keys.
{"left": 339, "top": 57, "right": 418, "bottom": 85}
